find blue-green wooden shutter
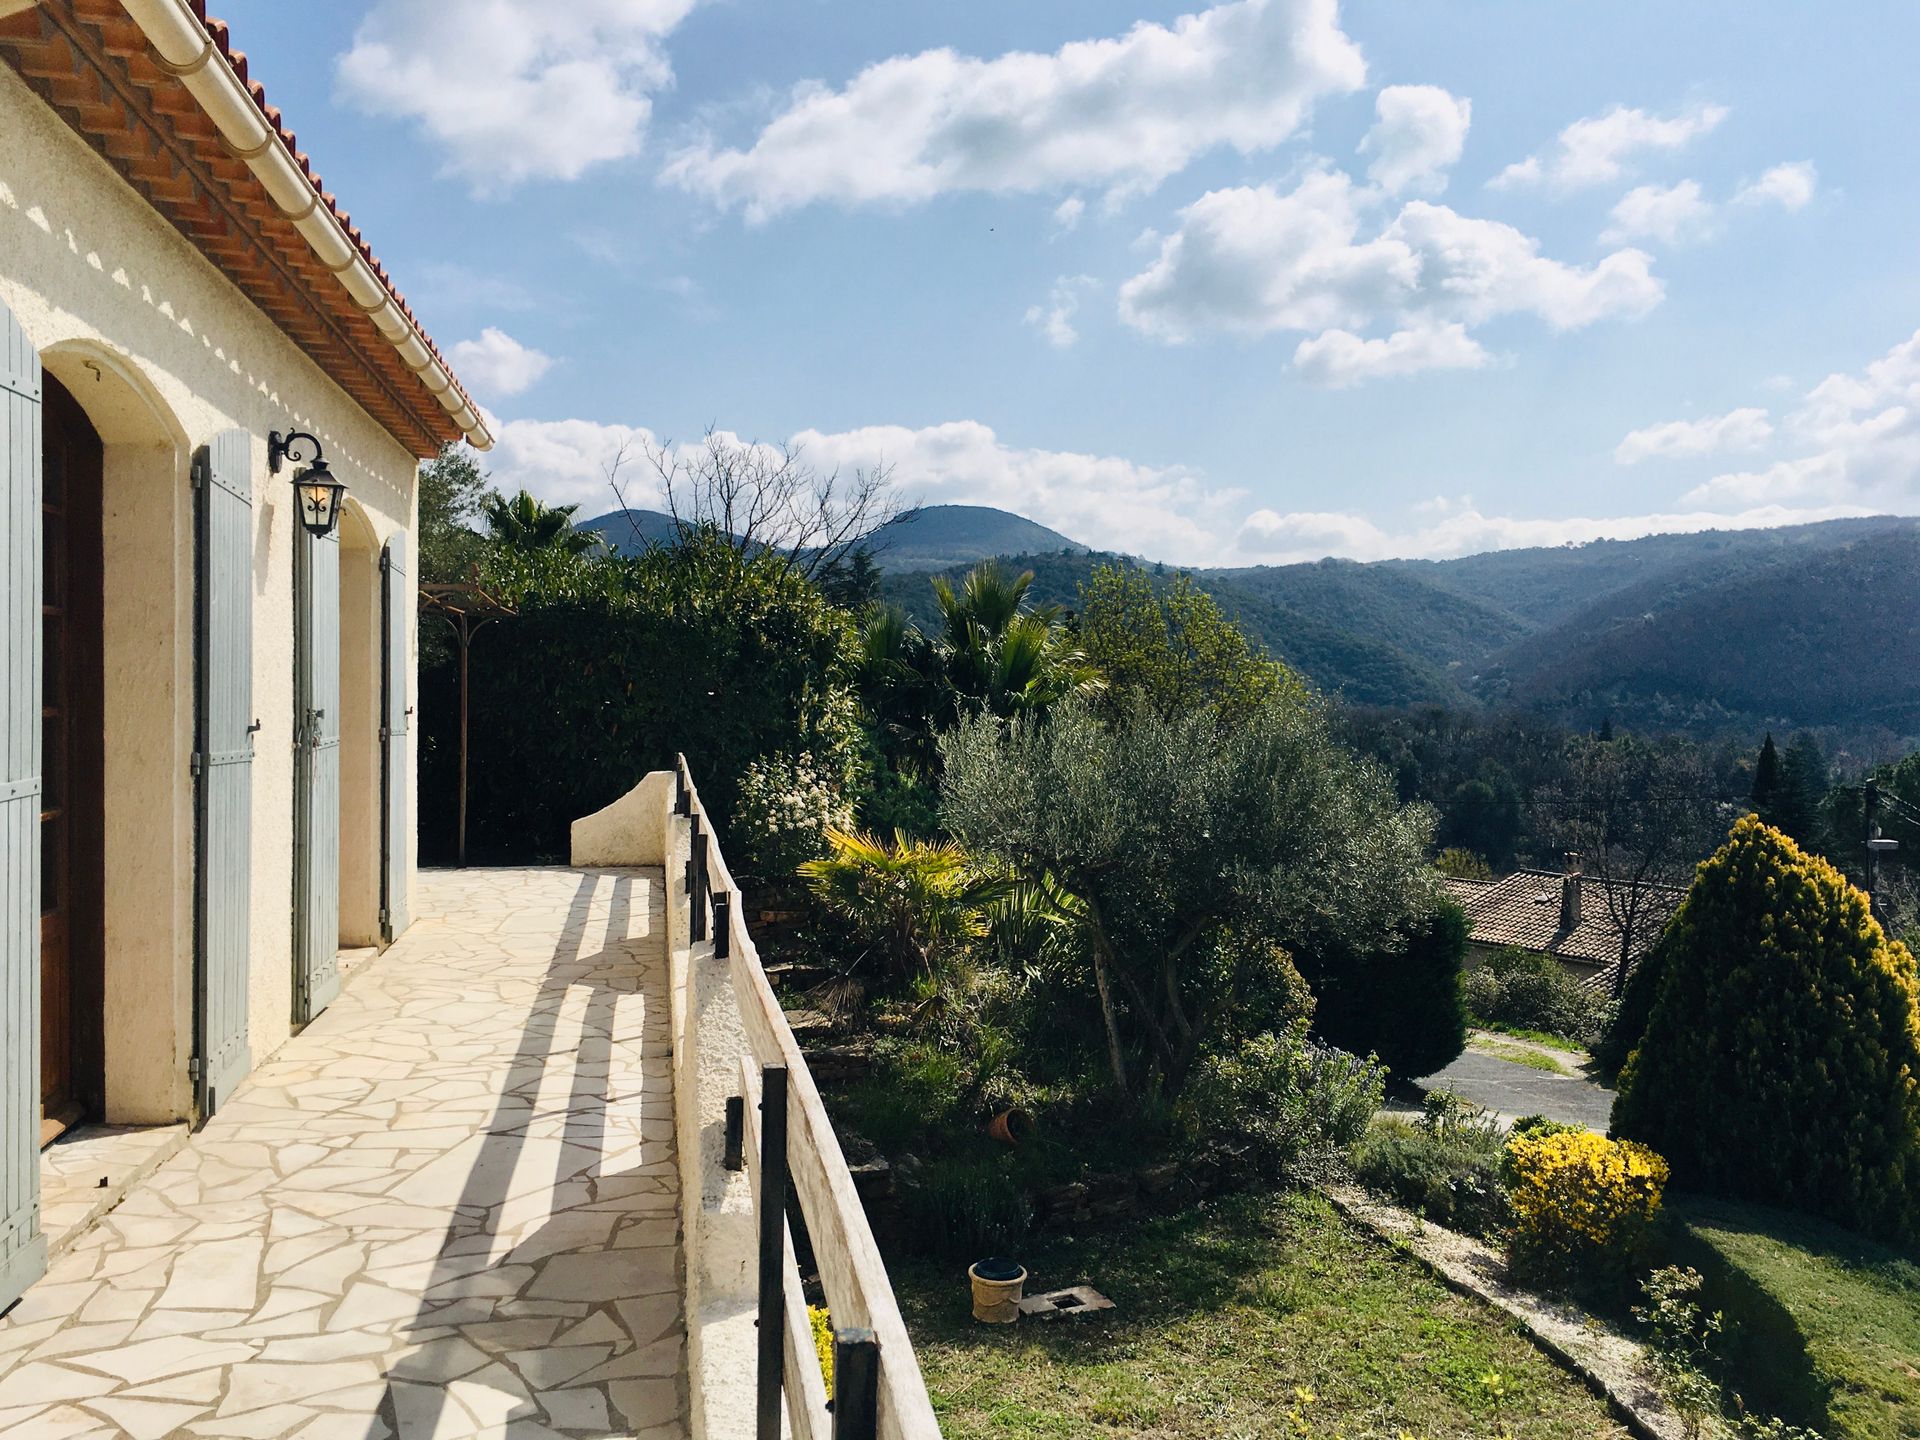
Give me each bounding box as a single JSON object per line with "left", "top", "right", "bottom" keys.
{"left": 380, "top": 533, "right": 408, "bottom": 943}
{"left": 194, "top": 429, "right": 253, "bottom": 1117}
{"left": 0, "top": 301, "right": 46, "bottom": 1311}
{"left": 293, "top": 521, "right": 340, "bottom": 1023}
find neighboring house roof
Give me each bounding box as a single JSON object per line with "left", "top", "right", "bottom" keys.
{"left": 1440, "top": 869, "right": 1688, "bottom": 990}
{"left": 0, "top": 0, "right": 489, "bottom": 458}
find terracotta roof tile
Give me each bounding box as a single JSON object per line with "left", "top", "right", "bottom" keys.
{"left": 1, "top": 0, "right": 483, "bottom": 457}
{"left": 1441, "top": 869, "right": 1686, "bottom": 981}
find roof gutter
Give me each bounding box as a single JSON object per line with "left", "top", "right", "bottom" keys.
{"left": 115, "top": 0, "right": 493, "bottom": 451}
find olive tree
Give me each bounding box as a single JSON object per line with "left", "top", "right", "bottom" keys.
{"left": 939, "top": 695, "right": 1434, "bottom": 1099}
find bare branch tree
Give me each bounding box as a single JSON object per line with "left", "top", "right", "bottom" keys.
{"left": 608, "top": 425, "right": 912, "bottom": 580}
{"left": 1536, "top": 734, "right": 1725, "bottom": 997}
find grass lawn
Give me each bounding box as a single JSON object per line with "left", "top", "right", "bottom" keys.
{"left": 1669, "top": 1196, "right": 1920, "bottom": 1439}
{"left": 1472, "top": 1023, "right": 1589, "bottom": 1057}
{"left": 895, "top": 1189, "right": 1629, "bottom": 1439}
{"left": 1467, "top": 1037, "right": 1572, "bottom": 1076}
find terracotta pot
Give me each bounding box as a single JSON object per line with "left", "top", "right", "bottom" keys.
{"left": 987, "top": 1108, "right": 1034, "bottom": 1147}
{"left": 968, "top": 1257, "right": 1026, "bottom": 1324}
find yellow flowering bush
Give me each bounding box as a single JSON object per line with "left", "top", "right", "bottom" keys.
{"left": 1505, "top": 1128, "right": 1668, "bottom": 1284}
{"left": 808, "top": 1305, "right": 834, "bottom": 1390}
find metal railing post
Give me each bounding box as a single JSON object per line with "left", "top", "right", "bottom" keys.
{"left": 714, "top": 892, "right": 731, "bottom": 959}
{"left": 723, "top": 1094, "right": 744, "bottom": 1171}
{"left": 831, "top": 1329, "right": 880, "bottom": 1440}
{"left": 756, "top": 1065, "right": 790, "bottom": 1440}
{"left": 689, "top": 817, "right": 707, "bottom": 943}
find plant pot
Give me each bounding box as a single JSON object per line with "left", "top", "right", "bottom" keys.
{"left": 987, "top": 1108, "right": 1034, "bottom": 1147}
{"left": 968, "top": 1257, "right": 1026, "bottom": 1324}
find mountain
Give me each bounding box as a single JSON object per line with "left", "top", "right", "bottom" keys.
{"left": 1486, "top": 526, "right": 1920, "bottom": 735}
{"left": 859, "top": 506, "right": 1088, "bottom": 571}
{"left": 577, "top": 508, "right": 680, "bottom": 554}
{"left": 574, "top": 502, "right": 1087, "bottom": 571}
{"left": 876, "top": 515, "right": 1920, "bottom": 742}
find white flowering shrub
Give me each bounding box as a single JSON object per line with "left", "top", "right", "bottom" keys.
{"left": 732, "top": 753, "right": 855, "bottom": 877}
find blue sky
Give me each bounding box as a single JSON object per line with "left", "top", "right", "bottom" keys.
{"left": 215, "top": 0, "right": 1920, "bottom": 564}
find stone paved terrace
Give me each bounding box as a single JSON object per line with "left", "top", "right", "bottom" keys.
{"left": 0, "top": 867, "right": 687, "bottom": 1440}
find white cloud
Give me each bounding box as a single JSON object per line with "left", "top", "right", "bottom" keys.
{"left": 447, "top": 327, "right": 555, "bottom": 399}
{"left": 1492, "top": 101, "right": 1729, "bottom": 190}
{"left": 1232, "top": 500, "right": 1872, "bottom": 564}
{"left": 1602, "top": 179, "right": 1715, "bottom": 246}
{"left": 658, "top": 0, "right": 1366, "bottom": 219}
{"left": 1735, "top": 161, "right": 1818, "bottom": 211}
{"left": 1116, "top": 171, "right": 1661, "bottom": 364}
{"left": 1025, "top": 276, "right": 1099, "bottom": 348}
{"left": 1292, "top": 323, "right": 1488, "bottom": 385}
{"left": 1051, "top": 196, "right": 1087, "bottom": 235}
{"left": 337, "top": 0, "right": 694, "bottom": 193}
{"left": 1615, "top": 408, "right": 1772, "bottom": 464}
{"left": 487, "top": 416, "right": 661, "bottom": 511}
{"left": 1358, "top": 84, "right": 1471, "bottom": 195}
{"left": 1685, "top": 329, "right": 1920, "bottom": 509}
{"left": 487, "top": 415, "right": 1244, "bottom": 562}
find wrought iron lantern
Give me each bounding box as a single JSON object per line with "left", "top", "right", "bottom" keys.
{"left": 269, "top": 429, "right": 348, "bottom": 538}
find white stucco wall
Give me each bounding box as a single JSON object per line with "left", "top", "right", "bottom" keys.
{"left": 0, "top": 64, "right": 422, "bottom": 1120}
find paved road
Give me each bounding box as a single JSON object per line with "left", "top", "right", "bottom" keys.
{"left": 1409, "top": 1050, "right": 1617, "bottom": 1132}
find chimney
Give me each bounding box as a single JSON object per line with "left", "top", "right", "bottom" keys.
{"left": 1560, "top": 852, "right": 1582, "bottom": 929}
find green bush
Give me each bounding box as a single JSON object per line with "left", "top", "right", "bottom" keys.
{"left": 897, "top": 1156, "right": 1032, "bottom": 1259}
{"left": 1307, "top": 900, "right": 1470, "bottom": 1082}
{"left": 730, "top": 752, "right": 853, "bottom": 877}
{"left": 1613, "top": 816, "right": 1920, "bottom": 1245}
{"left": 1179, "top": 1023, "right": 1385, "bottom": 1180}
{"left": 1461, "top": 946, "right": 1611, "bottom": 1047}
{"left": 1351, "top": 1092, "right": 1509, "bottom": 1237}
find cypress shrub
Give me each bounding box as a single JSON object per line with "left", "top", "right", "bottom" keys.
{"left": 1612, "top": 816, "right": 1920, "bottom": 1244}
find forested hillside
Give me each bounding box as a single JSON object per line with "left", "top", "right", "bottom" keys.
{"left": 872, "top": 509, "right": 1920, "bottom": 743}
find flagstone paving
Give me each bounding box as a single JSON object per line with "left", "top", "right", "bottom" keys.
{"left": 0, "top": 866, "right": 687, "bottom": 1440}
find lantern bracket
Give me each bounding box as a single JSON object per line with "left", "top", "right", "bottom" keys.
{"left": 268, "top": 429, "right": 322, "bottom": 474}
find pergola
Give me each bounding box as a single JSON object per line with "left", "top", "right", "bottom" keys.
{"left": 419, "top": 581, "right": 516, "bottom": 868}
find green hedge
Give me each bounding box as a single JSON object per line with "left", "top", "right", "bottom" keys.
{"left": 419, "top": 533, "right": 856, "bottom": 863}
{"left": 1303, "top": 900, "right": 1470, "bottom": 1083}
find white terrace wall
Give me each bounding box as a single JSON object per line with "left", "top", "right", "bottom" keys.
{"left": 574, "top": 772, "right": 759, "bottom": 1440}
{"left": 0, "top": 63, "right": 420, "bottom": 1117}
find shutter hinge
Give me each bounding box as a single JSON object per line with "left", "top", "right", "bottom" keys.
{"left": 188, "top": 1057, "right": 203, "bottom": 1082}
{"left": 189, "top": 752, "right": 203, "bottom": 778}
{"left": 190, "top": 454, "right": 207, "bottom": 490}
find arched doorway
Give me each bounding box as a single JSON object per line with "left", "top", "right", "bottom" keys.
{"left": 40, "top": 343, "right": 196, "bottom": 1128}
{"left": 38, "top": 373, "right": 105, "bottom": 1143}
{"left": 337, "top": 501, "right": 381, "bottom": 950}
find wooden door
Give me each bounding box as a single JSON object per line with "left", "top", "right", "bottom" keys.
{"left": 293, "top": 519, "right": 341, "bottom": 1023}
{"left": 1, "top": 298, "right": 46, "bottom": 1312}
{"left": 37, "top": 375, "right": 103, "bottom": 1143}
{"left": 194, "top": 429, "right": 254, "bottom": 1116}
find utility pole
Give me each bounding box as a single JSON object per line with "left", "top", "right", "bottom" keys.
{"left": 1866, "top": 779, "right": 1900, "bottom": 925}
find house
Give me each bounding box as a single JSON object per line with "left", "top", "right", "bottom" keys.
{"left": 1441, "top": 856, "right": 1687, "bottom": 995}
{"left": 0, "top": 0, "right": 489, "bottom": 1313}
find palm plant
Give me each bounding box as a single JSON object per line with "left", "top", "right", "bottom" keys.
{"left": 927, "top": 562, "right": 1100, "bottom": 722}
{"left": 799, "top": 828, "right": 1013, "bottom": 982}
{"left": 482, "top": 488, "right": 601, "bottom": 555}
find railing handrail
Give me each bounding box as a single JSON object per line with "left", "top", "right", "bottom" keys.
{"left": 673, "top": 755, "right": 942, "bottom": 1440}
